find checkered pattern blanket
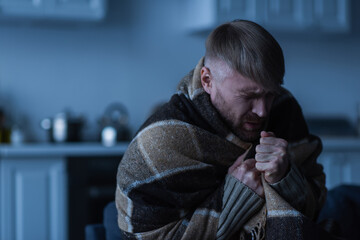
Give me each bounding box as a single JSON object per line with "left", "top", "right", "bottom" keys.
{"left": 115, "top": 58, "right": 327, "bottom": 239}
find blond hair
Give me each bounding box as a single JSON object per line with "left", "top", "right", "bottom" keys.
{"left": 205, "top": 20, "right": 285, "bottom": 93}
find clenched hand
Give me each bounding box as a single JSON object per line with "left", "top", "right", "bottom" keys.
{"left": 255, "top": 131, "right": 289, "bottom": 184}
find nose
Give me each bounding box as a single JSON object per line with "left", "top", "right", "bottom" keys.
{"left": 252, "top": 98, "right": 268, "bottom": 118}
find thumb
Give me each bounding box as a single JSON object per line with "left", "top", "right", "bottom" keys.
{"left": 261, "top": 131, "right": 275, "bottom": 138}
{"left": 228, "top": 147, "right": 252, "bottom": 174}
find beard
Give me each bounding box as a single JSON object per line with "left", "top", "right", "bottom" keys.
{"left": 228, "top": 113, "right": 265, "bottom": 142}
{"left": 212, "top": 92, "right": 266, "bottom": 143}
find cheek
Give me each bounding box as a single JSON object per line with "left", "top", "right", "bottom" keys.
{"left": 228, "top": 103, "right": 251, "bottom": 124}
{"left": 234, "top": 101, "right": 252, "bottom": 117}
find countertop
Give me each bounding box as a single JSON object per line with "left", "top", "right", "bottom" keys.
{"left": 320, "top": 136, "right": 360, "bottom": 151}
{"left": 0, "top": 142, "right": 130, "bottom": 158}
{"left": 0, "top": 137, "right": 360, "bottom": 159}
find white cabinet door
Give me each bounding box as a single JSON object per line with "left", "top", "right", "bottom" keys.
{"left": 0, "top": 0, "right": 107, "bottom": 20}
{"left": 219, "top": 0, "right": 314, "bottom": 30}
{"left": 183, "top": 0, "right": 351, "bottom": 33}
{"left": 0, "top": 158, "right": 67, "bottom": 240}
{"left": 313, "top": 0, "right": 350, "bottom": 32}
{"left": 50, "top": 0, "right": 107, "bottom": 20}
{"left": 183, "top": 0, "right": 262, "bottom": 32}
{"left": 318, "top": 151, "right": 360, "bottom": 190}
{"left": 218, "top": 0, "right": 262, "bottom": 24}
{"left": 0, "top": 0, "right": 49, "bottom": 17}
{"left": 263, "top": 0, "right": 313, "bottom": 30}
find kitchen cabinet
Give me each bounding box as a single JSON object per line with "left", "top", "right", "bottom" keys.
{"left": 0, "top": 0, "right": 107, "bottom": 21}
{"left": 217, "top": 0, "right": 313, "bottom": 30}
{"left": 184, "top": 0, "right": 350, "bottom": 33}
{"left": 313, "top": 0, "right": 350, "bottom": 32}
{"left": 318, "top": 138, "right": 360, "bottom": 190}
{"left": 0, "top": 143, "right": 128, "bottom": 240}
{"left": 262, "top": 0, "right": 313, "bottom": 30}
{"left": 218, "top": 0, "right": 261, "bottom": 26}
{"left": 0, "top": 157, "right": 67, "bottom": 240}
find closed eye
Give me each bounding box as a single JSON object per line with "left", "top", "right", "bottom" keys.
{"left": 239, "top": 93, "right": 262, "bottom": 100}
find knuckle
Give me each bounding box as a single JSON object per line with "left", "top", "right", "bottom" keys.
{"left": 255, "top": 145, "right": 261, "bottom": 152}
{"left": 248, "top": 171, "right": 256, "bottom": 179}
{"left": 269, "top": 161, "right": 277, "bottom": 171}
{"left": 245, "top": 159, "right": 255, "bottom": 168}
{"left": 256, "top": 162, "right": 264, "bottom": 171}
{"left": 231, "top": 169, "right": 243, "bottom": 179}
{"left": 237, "top": 164, "right": 247, "bottom": 172}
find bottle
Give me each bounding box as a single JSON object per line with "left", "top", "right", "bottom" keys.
{"left": 11, "top": 124, "right": 25, "bottom": 145}
{"left": 0, "top": 108, "right": 11, "bottom": 143}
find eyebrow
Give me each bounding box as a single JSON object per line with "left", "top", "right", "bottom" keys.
{"left": 238, "top": 87, "right": 265, "bottom": 95}
{"left": 237, "top": 88, "right": 276, "bottom": 97}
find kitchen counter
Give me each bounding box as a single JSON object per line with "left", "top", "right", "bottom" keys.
{"left": 0, "top": 137, "right": 359, "bottom": 158}
{"left": 320, "top": 136, "right": 360, "bottom": 151}
{"left": 0, "top": 142, "right": 130, "bottom": 158}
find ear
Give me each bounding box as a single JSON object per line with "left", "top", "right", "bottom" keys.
{"left": 201, "top": 66, "right": 213, "bottom": 94}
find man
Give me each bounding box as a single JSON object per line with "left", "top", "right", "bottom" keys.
{"left": 115, "top": 20, "right": 327, "bottom": 239}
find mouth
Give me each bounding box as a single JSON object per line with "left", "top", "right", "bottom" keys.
{"left": 243, "top": 121, "right": 263, "bottom": 131}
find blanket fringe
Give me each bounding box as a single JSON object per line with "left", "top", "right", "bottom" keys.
{"left": 244, "top": 208, "right": 267, "bottom": 240}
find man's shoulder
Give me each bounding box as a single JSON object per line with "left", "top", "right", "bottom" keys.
{"left": 136, "top": 93, "right": 214, "bottom": 136}
{"left": 136, "top": 94, "right": 193, "bottom": 133}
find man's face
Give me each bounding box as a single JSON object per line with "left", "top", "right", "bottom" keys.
{"left": 201, "top": 61, "right": 275, "bottom": 142}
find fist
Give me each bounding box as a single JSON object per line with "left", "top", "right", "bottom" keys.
{"left": 255, "top": 131, "right": 289, "bottom": 184}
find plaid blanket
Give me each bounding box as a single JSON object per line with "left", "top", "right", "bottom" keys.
{"left": 116, "top": 58, "right": 327, "bottom": 239}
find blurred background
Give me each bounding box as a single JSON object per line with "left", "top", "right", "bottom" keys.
{"left": 0, "top": 0, "right": 359, "bottom": 142}
{"left": 0, "top": 0, "right": 360, "bottom": 240}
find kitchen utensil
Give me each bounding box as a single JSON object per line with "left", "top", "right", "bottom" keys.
{"left": 99, "top": 102, "right": 130, "bottom": 146}
{"left": 41, "top": 111, "right": 85, "bottom": 143}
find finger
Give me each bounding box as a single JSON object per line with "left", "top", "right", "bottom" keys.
{"left": 241, "top": 167, "right": 262, "bottom": 181}
{"left": 256, "top": 145, "right": 287, "bottom": 158}
{"left": 235, "top": 159, "right": 256, "bottom": 173}
{"left": 256, "top": 144, "right": 278, "bottom": 153}
{"left": 243, "top": 158, "right": 256, "bottom": 168}
{"left": 255, "top": 153, "right": 277, "bottom": 162}
{"left": 244, "top": 172, "right": 262, "bottom": 187}
{"left": 261, "top": 131, "right": 275, "bottom": 138}
{"left": 231, "top": 164, "right": 251, "bottom": 179}
{"left": 243, "top": 170, "right": 263, "bottom": 195}
{"left": 260, "top": 137, "right": 288, "bottom": 147}
{"left": 255, "top": 161, "right": 273, "bottom": 172}
{"left": 231, "top": 159, "right": 257, "bottom": 178}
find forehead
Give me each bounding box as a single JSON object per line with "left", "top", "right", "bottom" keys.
{"left": 222, "top": 66, "right": 267, "bottom": 94}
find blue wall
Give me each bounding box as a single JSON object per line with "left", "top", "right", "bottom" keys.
{"left": 0, "top": 0, "right": 359, "bottom": 142}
